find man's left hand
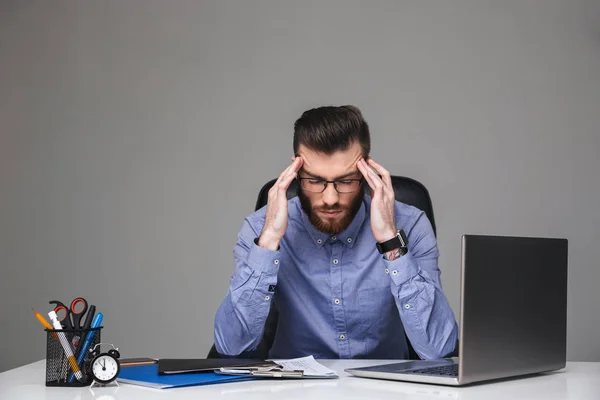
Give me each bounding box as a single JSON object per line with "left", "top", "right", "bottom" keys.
{"left": 357, "top": 158, "right": 397, "bottom": 243}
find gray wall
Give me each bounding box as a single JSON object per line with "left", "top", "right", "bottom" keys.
{"left": 1, "top": 0, "right": 599, "bottom": 372}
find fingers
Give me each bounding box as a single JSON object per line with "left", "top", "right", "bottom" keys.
{"left": 263, "top": 157, "right": 303, "bottom": 244}
{"left": 292, "top": 156, "right": 304, "bottom": 173}
{"left": 284, "top": 156, "right": 303, "bottom": 184}
{"left": 357, "top": 159, "right": 383, "bottom": 193}
{"left": 366, "top": 158, "right": 392, "bottom": 190}
{"left": 276, "top": 157, "right": 303, "bottom": 184}
{"left": 278, "top": 164, "right": 299, "bottom": 190}
{"left": 273, "top": 157, "right": 303, "bottom": 193}
{"left": 276, "top": 161, "right": 295, "bottom": 182}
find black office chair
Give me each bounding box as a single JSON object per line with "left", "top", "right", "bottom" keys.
{"left": 208, "top": 175, "right": 442, "bottom": 360}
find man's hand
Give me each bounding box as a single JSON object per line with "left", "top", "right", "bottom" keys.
{"left": 258, "top": 156, "right": 304, "bottom": 251}
{"left": 357, "top": 158, "right": 397, "bottom": 243}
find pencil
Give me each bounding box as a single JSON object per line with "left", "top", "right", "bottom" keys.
{"left": 32, "top": 308, "right": 54, "bottom": 330}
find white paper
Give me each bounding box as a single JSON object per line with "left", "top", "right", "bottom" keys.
{"left": 269, "top": 356, "right": 338, "bottom": 377}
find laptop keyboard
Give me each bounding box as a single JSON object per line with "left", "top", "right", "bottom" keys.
{"left": 404, "top": 364, "right": 459, "bottom": 377}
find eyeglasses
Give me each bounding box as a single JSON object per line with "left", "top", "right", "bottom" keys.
{"left": 297, "top": 177, "right": 363, "bottom": 193}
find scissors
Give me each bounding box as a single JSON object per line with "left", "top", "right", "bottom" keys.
{"left": 49, "top": 297, "right": 89, "bottom": 330}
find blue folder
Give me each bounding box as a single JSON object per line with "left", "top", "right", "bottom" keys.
{"left": 117, "top": 364, "right": 252, "bottom": 389}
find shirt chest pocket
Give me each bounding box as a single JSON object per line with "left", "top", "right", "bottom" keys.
{"left": 358, "top": 287, "right": 396, "bottom": 338}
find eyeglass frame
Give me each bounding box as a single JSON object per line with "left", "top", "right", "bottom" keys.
{"left": 296, "top": 176, "right": 364, "bottom": 193}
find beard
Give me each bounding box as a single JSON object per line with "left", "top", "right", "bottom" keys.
{"left": 299, "top": 186, "right": 365, "bottom": 235}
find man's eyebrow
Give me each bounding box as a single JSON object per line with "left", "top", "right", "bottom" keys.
{"left": 301, "top": 169, "right": 361, "bottom": 180}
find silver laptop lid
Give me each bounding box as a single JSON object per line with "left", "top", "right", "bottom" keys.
{"left": 458, "top": 235, "right": 568, "bottom": 385}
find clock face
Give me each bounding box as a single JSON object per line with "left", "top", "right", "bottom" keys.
{"left": 91, "top": 354, "right": 120, "bottom": 383}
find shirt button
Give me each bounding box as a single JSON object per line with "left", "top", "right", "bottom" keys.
{"left": 274, "top": 259, "right": 279, "bottom": 265}
{"left": 404, "top": 304, "right": 411, "bottom": 309}
{"left": 339, "top": 334, "right": 345, "bottom": 340}
{"left": 265, "top": 296, "right": 270, "bottom": 301}
{"left": 333, "top": 259, "right": 339, "bottom": 265}
{"left": 317, "top": 239, "right": 323, "bottom": 244}
{"left": 331, "top": 236, "right": 337, "bottom": 241}
{"left": 334, "top": 299, "right": 340, "bottom": 305}
{"left": 392, "top": 270, "right": 398, "bottom": 276}
{"left": 385, "top": 268, "right": 389, "bottom": 274}
{"left": 347, "top": 238, "right": 352, "bottom": 243}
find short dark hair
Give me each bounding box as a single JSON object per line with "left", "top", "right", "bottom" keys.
{"left": 293, "top": 105, "right": 370, "bottom": 157}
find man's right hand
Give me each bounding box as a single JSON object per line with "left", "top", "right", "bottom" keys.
{"left": 258, "top": 156, "right": 303, "bottom": 251}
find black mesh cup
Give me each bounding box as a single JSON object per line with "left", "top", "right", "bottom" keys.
{"left": 45, "top": 327, "right": 102, "bottom": 387}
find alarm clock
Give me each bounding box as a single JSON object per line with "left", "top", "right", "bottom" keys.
{"left": 88, "top": 342, "right": 121, "bottom": 387}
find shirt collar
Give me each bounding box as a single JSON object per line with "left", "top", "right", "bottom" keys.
{"left": 298, "top": 196, "right": 367, "bottom": 249}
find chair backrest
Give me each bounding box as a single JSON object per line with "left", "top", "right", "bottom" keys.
{"left": 208, "top": 175, "right": 437, "bottom": 359}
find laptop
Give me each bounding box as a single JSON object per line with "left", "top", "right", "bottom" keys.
{"left": 346, "top": 234, "right": 568, "bottom": 386}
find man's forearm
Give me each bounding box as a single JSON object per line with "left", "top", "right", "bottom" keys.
{"left": 386, "top": 253, "right": 459, "bottom": 359}
{"left": 214, "top": 285, "right": 274, "bottom": 355}
{"left": 397, "top": 276, "right": 458, "bottom": 359}
{"left": 214, "top": 238, "right": 280, "bottom": 355}
{"left": 383, "top": 247, "right": 405, "bottom": 261}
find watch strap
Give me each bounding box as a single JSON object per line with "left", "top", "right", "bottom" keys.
{"left": 376, "top": 229, "right": 408, "bottom": 254}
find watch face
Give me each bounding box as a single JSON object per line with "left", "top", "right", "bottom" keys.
{"left": 91, "top": 354, "right": 120, "bottom": 383}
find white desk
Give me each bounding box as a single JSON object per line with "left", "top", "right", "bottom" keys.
{"left": 1, "top": 360, "right": 599, "bottom": 400}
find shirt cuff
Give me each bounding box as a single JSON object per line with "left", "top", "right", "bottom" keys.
{"left": 383, "top": 251, "right": 420, "bottom": 286}
{"left": 246, "top": 238, "right": 281, "bottom": 275}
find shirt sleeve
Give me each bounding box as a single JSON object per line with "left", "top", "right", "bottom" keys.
{"left": 383, "top": 211, "right": 459, "bottom": 360}
{"left": 213, "top": 217, "right": 280, "bottom": 355}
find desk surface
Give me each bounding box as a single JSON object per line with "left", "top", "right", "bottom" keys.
{"left": 1, "top": 360, "right": 599, "bottom": 400}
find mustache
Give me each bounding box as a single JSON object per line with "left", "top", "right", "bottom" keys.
{"left": 316, "top": 205, "right": 345, "bottom": 212}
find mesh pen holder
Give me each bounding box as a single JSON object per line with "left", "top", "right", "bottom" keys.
{"left": 45, "top": 327, "right": 102, "bottom": 387}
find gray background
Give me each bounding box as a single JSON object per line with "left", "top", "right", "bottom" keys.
{"left": 1, "top": 0, "right": 599, "bottom": 373}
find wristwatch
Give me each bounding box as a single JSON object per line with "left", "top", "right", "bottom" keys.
{"left": 376, "top": 229, "right": 408, "bottom": 255}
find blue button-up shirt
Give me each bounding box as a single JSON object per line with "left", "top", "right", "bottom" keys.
{"left": 214, "top": 195, "right": 458, "bottom": 359}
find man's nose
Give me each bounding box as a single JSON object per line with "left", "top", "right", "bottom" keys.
{"left": 322, "top": 182, "right": 340, "bottom": 206}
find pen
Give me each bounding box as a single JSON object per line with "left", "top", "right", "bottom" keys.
{"left": 68, "top": 312, "right": 103, "bottom": 383}
{"left": 48, "top": 310, "right": 83, "bottom": 381}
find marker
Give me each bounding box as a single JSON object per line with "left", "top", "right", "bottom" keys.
{"left": 48, "top": 310, "right": 83, "bottom": 381}
{"left": 81, "top": 305, "right": 96, "bottom": 330}
{"left": 68, "top": 312, "right": 103, "bottom": 383}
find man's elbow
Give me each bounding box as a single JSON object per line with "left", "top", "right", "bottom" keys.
{"left": 214, "top": 324, "right": 240, "bottom": 356}
{"left": 214, "top": 324, "right": 259, "bottom": 356}
{"left": 417, "top": 327, "right": 459, "bottom": 360}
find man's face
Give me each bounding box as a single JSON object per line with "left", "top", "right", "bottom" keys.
{"left": 296, "top": 142, "right": 365, "bottom": 235}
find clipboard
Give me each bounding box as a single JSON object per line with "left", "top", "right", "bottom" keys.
{"left": 158, "top": 358, "right": 279, "bottom": 375}
{"left": 215, "top": 356, "right": 339, "bottom": 379}
{"left": 216, "top": 366, "right": 305, "bottom": 378}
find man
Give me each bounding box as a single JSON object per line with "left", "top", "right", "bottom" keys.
{"left": 214, "top": 105, "right": 458, "bottom": 359}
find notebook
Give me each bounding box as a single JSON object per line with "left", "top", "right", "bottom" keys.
{"left": 117, "top": 363, "right": 252, "bottom": 389}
